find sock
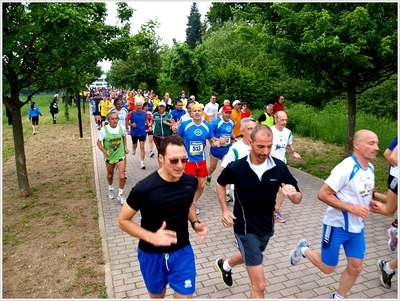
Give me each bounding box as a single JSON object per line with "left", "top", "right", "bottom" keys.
{"left": 384, "top": 262, "right": 395, "bottom": 274}
{"left": 141, "top": 161, "right": 144, "bottom": 164}
{"left": 109, "top": 185, "right": 113, "bottom": 191}
{"left": 118, "top": 188, "right": 124, "bottom": 196}
{"left": 300, "top": 246, "right": 309, "bottom": 257}
{"left": 332, "top": 293, "right": 345, "bottom": 299}
{"left": 226, "top": 190, "right": 230, "bottom": 195}
{"left": 208, "top": 175, "right": 212, "bottom": 180}
{"left": 222, "top": 259, "right": 232, "bottom": 272}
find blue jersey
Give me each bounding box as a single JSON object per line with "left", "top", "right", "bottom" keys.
{"left": 210, "top": 117, "right": 234, "bottom": 159}
{"left": 129, "top": 110, "right": 147, "bottom": 137}
{"left": 178, "top": 120, "right": 213, "bottom": 162}
{"left": 171, "top": 109, "right": 186, "bottom": 122}
{"left": 210, "top": 117, "right": 234, "bottom": 147}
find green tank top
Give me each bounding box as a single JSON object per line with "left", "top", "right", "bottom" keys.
{"left": 261, "top": 113, "right": 274, "bottom": 127}
{"left": 104, "top": 124, "right": 125, "bottom": 162}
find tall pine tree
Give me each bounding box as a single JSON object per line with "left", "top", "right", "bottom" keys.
{"left": 186, "top": 2, "right": 202, "bottom": 50}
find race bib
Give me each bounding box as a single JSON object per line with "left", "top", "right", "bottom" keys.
{"left": 222, "top": 134, "right": 231, "bottom": 146}
{"left": 190, "top": 141, "right": 203, "bottom": 156}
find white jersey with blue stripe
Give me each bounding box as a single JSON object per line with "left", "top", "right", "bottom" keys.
{"left": 271, "top": 126, "right": 293, "bottom": 164}
{"left": 323, "top": 154, "right": 375, "bottom": 233}
{"left": 178, "top": 120, "right": 213, "bottom": 162}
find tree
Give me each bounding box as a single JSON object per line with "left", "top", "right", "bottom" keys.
{"left": 185, "top": 2, "right": 202, "bottom": 50}
{"left": 107, "top": 20, "right": 162, "bottom": 90}
{"left": 2, "top": 2, "right": 133, "bottom": 196}
{"left": 266, "top": 3, "right": 397, "bottom": 156}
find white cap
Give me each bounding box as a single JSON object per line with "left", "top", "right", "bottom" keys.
{"left": 158, "top": 101, "right": 166, "bottom": 107}
{"left": 232, "top": 100, "right": 242, "bottom": 106}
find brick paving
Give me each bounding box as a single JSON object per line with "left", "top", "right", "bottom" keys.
{"left": 90, "top": 118, "right": 397, "bottom": 299}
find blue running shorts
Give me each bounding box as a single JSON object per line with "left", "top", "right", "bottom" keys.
{"left": 234, "top": 232, "right": 274, "bottom": 266}
{"left": 321, "top": 224, "right": 366, "bottom": 267}
{"left": 138, "top": 244, "right": 196, "bottom": 295}
{"left": 210, "top": 146, "right": 230, "bottom": 161}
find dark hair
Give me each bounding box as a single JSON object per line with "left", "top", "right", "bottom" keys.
{"left": 159, "top": 135, "right": 185, "bottom": 156}
{"left": 30, "top": 102, "right": 35, "bottom": 109}
{"left": 176, "top": 99, "right": 183, "bottom": 104}
{"left": 113, "top": 97, "right": 122, "bottom": 105}
{"left": 143, "top": 102, "right": 149, "bottom": 108}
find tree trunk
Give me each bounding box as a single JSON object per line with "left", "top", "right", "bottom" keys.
{"left": 344, "top": 89, "right": 357, "bottom": 158}
{"left": 10, "top": 103, "right": 32, "bottom": 197}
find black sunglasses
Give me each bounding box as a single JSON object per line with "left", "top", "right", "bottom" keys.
{"left": 169, "top": 158, "right": 188, "bottom": 164}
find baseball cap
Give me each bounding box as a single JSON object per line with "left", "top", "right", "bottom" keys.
{"left": 222, "top": 104, "right": 232, "bottom": 112}
{"left": 95, "top": 92, "right": 100, "bottom": 95}
{"left": 158, "top": 101, "right": 166, "bottom": 107}
{"left": 232, "top": 100, "right": 242, "bottom": 106}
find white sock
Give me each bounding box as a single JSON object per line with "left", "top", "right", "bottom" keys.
{"left": 109, "top": 185, "right": 113, "bottom": 191}
{"left": 223, "top": 259, "right": 232, "bottom": 272}
{"left": 118, "top": 188, "right": 124, "bottom": 196}
{"left": 384, "top": 262, "right": 395, "bottom": 274}
{"left": 300, "top": 246, "right": 309, "bottom": 257}
{"left": 141, "top": 161, "right": 144, "bottom": 164}
{"left": 333, "top": 293, "right": 345, "bottom": 299}
{"left": 226, "top": 190, "right": 230, "bottom": 195}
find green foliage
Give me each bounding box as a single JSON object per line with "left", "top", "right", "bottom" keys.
{"left": 186, "top": 2, "right": 203, "bottom": 50}
{"left": 286, "top": 101, "right": 397, "bottom": 155}
{"left": 356, "top": 74, "right": 398, "bottom": 121}
{"left": 107, "top": 20, "right": 162, "bottom": 90}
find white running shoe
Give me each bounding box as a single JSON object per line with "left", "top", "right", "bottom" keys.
{"left": 140, "top": 162, "right": 146, "bottom": 170}
{"left": 108, "top": 190, "right": 115, "bottom": 200}
{"left": 132, "top": 149, "right": 136, "bottom": 155}
{"left": 118, "top": 194, "right": 126, "bottom": 205}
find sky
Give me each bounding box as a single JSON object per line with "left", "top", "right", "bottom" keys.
{"left": 99, "top": 1, "right": 213, "bottom": 72}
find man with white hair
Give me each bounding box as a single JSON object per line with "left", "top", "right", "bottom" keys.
{"left": 127, "top": 99, "right": 148, "bottom": 170}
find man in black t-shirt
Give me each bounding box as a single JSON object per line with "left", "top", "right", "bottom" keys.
{"left": 118, "top": 135, "right": 208, "bottom": 298}
{"left": 214, "top": 125, "right": 302, "bottom": 298}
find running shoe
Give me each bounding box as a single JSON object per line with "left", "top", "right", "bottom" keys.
{"left": 150, "top": 151, "right": 155, "bottom": 158}
{"left": 118, "top": 194, "right": 126, "bottom": 205}
{"left": 377, "top": 259, "right": 395, "bottom": 289}
{"left": 388, "top": 227, "right": 398, "bottom": 252}
{"left": 195, "top": 206, "right": 200, "bottom": 215}
{"left": 108, "top": 190, "right": 115, "bottom": 200}
{"left": 226, "top": 192, "right": 233, "bottom": 202}
{"left": 132, "top": 149, "right": 136, "bottom": 155}
{"left": 274, "top": 210, "right": 286, "bottom": 223}
{"left": 206, "top": 176, "right": 211, "bottom": 186}
{"left": 215, "top": 258, "right": 233, "bottom": 287}
{"left": 140, "top": 162, "right": 146, "bottom": 170}
{"left": 289, "top": 239, "right": 309, "bottom": 266}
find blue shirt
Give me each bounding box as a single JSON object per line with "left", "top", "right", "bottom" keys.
{"left": 129, "top": 110, "right": 147, "bottom": 137}
{"left": 210, "top": 117, "right": 234, "bottom": 147}
{"left": 28, "top": 106, "right": 42, "bottom": 118}
{"left": 171, "top": 109, "right": 186, "bottom": 122}
{"left": 178, "top": 120, "right": 213, "bottom": 162}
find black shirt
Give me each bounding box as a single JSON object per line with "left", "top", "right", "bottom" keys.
{"left": 217, "top": 155, "right": 300, "bottom": 237}
{"left": 127, "top": 171, "right": 198, "bottom": 253}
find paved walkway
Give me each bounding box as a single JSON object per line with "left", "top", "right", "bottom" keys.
{"left": 90, "top": 118, "right": 397, "bottom": 299}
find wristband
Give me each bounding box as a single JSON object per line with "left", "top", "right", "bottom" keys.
{"left": 191, "top": 220, "right": 201, "bottom": 230}
{"left": 293, "top": 150, "right": 297, "bottom": 153}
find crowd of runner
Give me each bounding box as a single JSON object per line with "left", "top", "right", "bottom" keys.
{"left": 91, "top": 86, "right": 397, "bottom": 299}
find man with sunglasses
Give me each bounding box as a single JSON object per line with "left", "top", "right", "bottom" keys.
{"left": 118, "top": 135, "right": 208, "bottom": 298}
{"left": 206, "top": 104, "right": 234, "bottom": 188}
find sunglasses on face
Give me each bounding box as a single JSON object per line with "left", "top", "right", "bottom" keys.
{"left": 169, "top": 158, "right": 188, "bottom": 164}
